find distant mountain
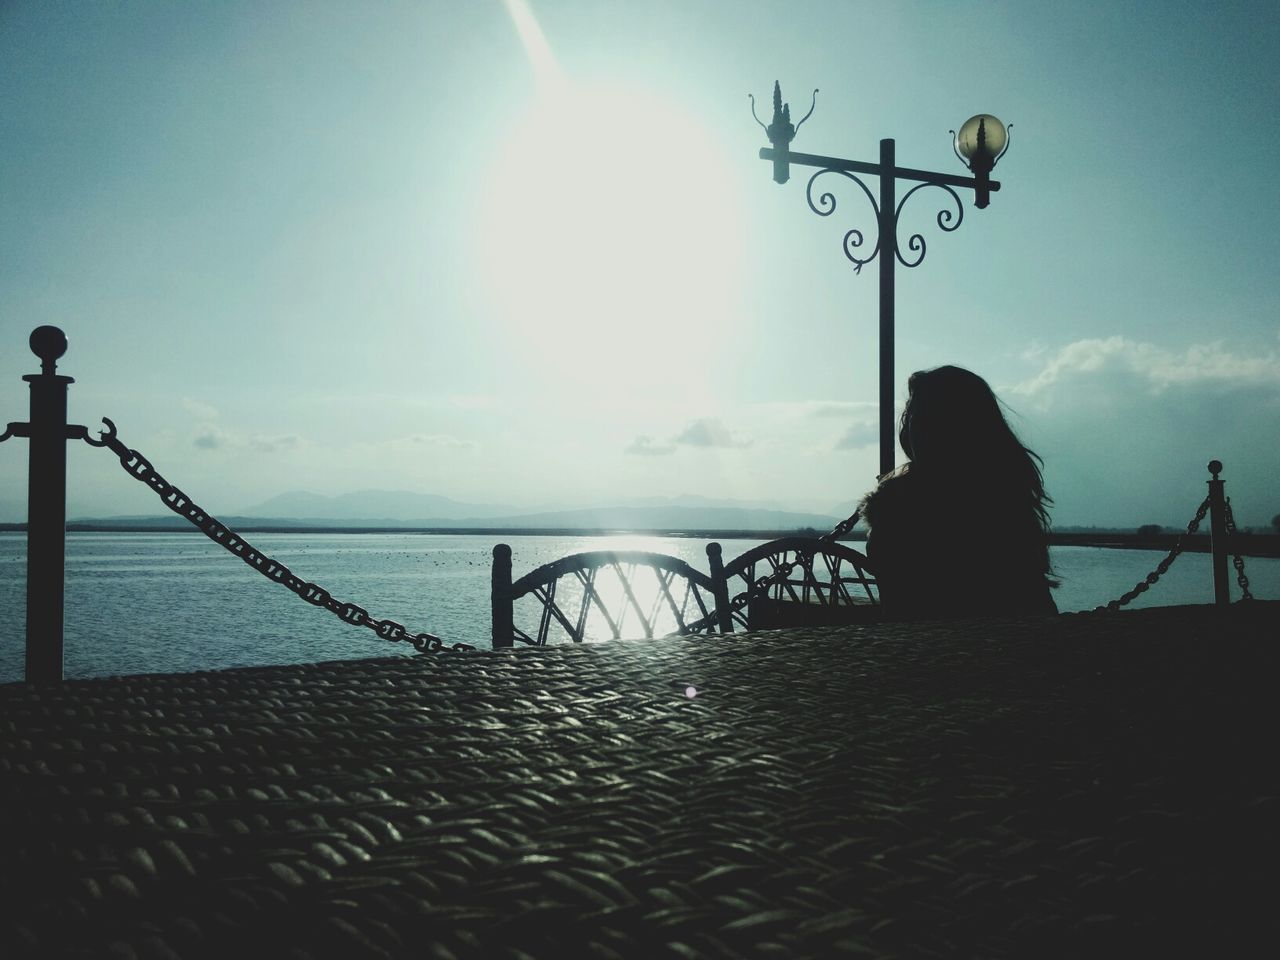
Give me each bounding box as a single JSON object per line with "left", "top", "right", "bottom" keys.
{"left": 239, "top": 489, "right": 519, "bottom": 522}
{"left": 51, "top": 488, "right": 853, "bottom": 533}
{"left": 828, "top": 499, "right": 862, "bottom": 520}
{"left": 618, "top": 494, "right": 790, "bottom": 512}
{"left": 60, "top": 503, "right": 844, "bottom": 534}
{"left": 446, "top": 504, "right": 842, "bottom": 532}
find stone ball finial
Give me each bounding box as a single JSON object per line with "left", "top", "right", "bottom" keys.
{"left": 29, "top": 326, "right": 68, "bottom": 371}
{"left": 1208, "top": 459, "right": 1223, "bottom": 479}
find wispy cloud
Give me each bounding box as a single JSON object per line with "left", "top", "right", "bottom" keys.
{"left": 193, "top": 427, "right": 304, "bottom": 454}
{"left": 746, "top": 400, "right": 878, "bottom": 420}
{"left": 193, "top": 428, "right": 226, "bottom": 450}
{"left": 1013, "top": 336, "right": 1280, "bottom": 397}
{"left": 624, "top": 418, "right": 752, "bottom": 455}
{"left": 834, "top": 421, "right": 879, "bottom": 450}
{"left": 249, "top": 434, "right": 303, "bottom": 453}
{"left": 625, "top": 435, "right": 676, "bottom": 456}
{"left": 674, "top": 418, "right": 751, "bottom": 449}
{"left": 406, "top": 433, "right": 477, "bottom": 451}
{"left": 808, "top": 401, "right": 879, "bottom": 419}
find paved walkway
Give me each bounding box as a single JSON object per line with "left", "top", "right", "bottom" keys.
{"left": 3, "top": 602, "right": 1277, "bottom": 958}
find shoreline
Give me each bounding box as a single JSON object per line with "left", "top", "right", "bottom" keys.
{"left": 1, "top": 524, "right": 1278, "bottom": 557}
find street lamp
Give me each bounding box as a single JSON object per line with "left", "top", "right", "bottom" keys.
{"left": 753, "top": 82, "right": 1011, "bottom": 478}
{"left": 953, "top": 113, "right": 1009, "bottom": 209}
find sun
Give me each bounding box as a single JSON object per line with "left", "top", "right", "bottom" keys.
{"left": 477, "top": 81, "right": 743, "bottom": 396}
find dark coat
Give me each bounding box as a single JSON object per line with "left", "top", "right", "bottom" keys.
{"left": 860, "top": 467, "right": 1057, "bottom": 620}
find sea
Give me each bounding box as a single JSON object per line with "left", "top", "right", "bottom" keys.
{"left": 1, "top": 531, "right": 1275, "bottom": 683}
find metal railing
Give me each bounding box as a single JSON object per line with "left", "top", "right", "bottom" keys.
{"left": 0, "top": 326, "right": 1259, "bottom": 681}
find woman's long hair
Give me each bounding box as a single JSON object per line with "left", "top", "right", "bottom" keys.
{"left": 898, "top": 365, "right": 1054, "bottom": 575}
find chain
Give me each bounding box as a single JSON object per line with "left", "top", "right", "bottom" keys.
{"left": 82, "top": 419, "right": 473, "bottom": 653}
{"left": 1096, "top": 496, "right": 1210, "bottom": 612}
{"left": 1222, "top": 497, "right": 1254, "bottom": 601}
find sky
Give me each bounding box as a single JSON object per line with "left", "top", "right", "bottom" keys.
{"left": 1, "top": 0, "right": 1278, "bottom": 528}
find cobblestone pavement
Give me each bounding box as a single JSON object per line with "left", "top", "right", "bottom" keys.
{"left": 3, "top": 602, "right": 1277, "bottom": 958}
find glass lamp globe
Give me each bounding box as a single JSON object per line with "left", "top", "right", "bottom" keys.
{"left": 954, "top": 114, "right": 1007, "bottom": 163}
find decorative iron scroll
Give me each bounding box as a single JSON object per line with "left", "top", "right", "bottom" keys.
{"left": 804, "top": 171, "right": 967, "bottom": 273}
{"left": 894, "top": 181, "right": 963, "bottom": 268}
{"left": 81, "top": 418, "right": 472, "bottom": 653}
{"left": 806, "top": 170, "right": 880, "bottom": 273}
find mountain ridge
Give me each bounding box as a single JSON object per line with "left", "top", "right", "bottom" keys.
{"left": 57, "top": 501, "right": 843, "bottom": 533}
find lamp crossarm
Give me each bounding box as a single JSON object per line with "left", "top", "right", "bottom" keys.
{"left": 759, "top": 147, "right": 1000, "bottom": 194}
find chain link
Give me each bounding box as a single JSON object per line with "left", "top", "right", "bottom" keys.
{"left": 82, "top": 419, "right": 473, "bottom": 653}
{"left": 1095, "top": 497, "right": 1210, "bottom": 612}
{"left": 1222, "top": 497, "right": 1254, "bottom": 601}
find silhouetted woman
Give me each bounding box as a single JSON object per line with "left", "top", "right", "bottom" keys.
{"left": 859, "top": 365, "right": 1057, "bottom": 619}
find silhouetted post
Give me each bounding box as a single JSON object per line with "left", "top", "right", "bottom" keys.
{"left": 1206, "top": 460, "right": 1229, "bottom": 606}
{"left": 492, "top": 543, "right": 514, "bottom": 649}
{"left": 878, "top": 139, "right": 896, "bottom": 478}
{"left": 754, "top": 85, "right": 1010, "bottom": 479}
{"left": 25, "top": 327, "right": 74, "bottom": 682}
{"left": 705, "top": 541, "right": 733, "bottom": 634}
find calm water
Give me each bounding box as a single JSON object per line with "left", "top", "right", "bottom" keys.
{"left": 1, "top": 531, "right": 1275, "bottom": 682}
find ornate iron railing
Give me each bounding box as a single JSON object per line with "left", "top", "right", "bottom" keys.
{"left": 0, "top": 326, "right": 1260, "bottom": 679}
{"left": 491, "top": 544, "right": 728, "bottom": 647}
{"left": 718, "top": 536, "right": 878, "bottom": 632}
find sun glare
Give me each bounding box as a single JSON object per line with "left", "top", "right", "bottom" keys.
{"left": 502, "top": 0, "right": 563, "bottom": 92}
{"left": 480, "top": 87, "right": 742, "bottom": 394}
{"left": 480, "top": 4, "right": 742, "bottom": 398}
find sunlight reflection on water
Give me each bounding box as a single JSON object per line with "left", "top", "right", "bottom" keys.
{"left": 0, "top": 533, "right": 1275, "bottom": 682}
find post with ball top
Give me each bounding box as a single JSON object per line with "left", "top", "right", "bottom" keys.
{"left": 1206, "top": 460, "right": 1230, "bottom": 606}
{"left": 753, "top": 82, "right": 1011, "bottom": 478}
{"left": 0, "top": 327, "right": 88, "bottom": 682}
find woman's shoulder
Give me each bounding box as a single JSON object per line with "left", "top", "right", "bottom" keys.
{"left": 859, "top": 468, "right": 922, "bottom": 527}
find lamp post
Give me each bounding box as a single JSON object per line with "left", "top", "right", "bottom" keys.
{"left": 753, "top": 82, "right": 1010, "bottom": 478}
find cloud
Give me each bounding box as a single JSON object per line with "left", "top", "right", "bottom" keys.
{"left": 193, "top": 427, "right": 304, "bottom": 454}
{"left": 623, "top": 418, "right": 752, "bottom": 455}
{"left": 808, "top": 401, "right": 878, "bottom": 419}
{"left": 998, "top": 334, "right": 1280, "bottom": 528}
{"left": 834, "top": 421, "right": 879, "bottom": 450}
{"left": 674, "top": 418, "right": 751, "bottom": 449}
{"left": 193, "top": 427, "right": 228, "bottom": 450}
{"left": 406, "top": 433, "right": 477, "bottom": 451}
{"left": 625, "top": 435, "right": 676, "bottom": 456}
{"left": 1013, "top": 336, "right": 1280, "bottom": 398}
{"left": 745, "top": 400, "right": 878, "bottom": 420}
{"left": 249, "top": 434, "right": 303, "bottom": 453}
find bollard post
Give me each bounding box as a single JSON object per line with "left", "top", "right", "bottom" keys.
{"left": 1206, "top": 460, "right": 1229, "bottom": 607}
{"left": 24, "top": 327, "right": 74, "bottom": 682}
{"left": 491, "top": 543, "right": 514, "bottom": 649}
{"left": 705, "top": 541, "right": 733, "bottom": 634}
